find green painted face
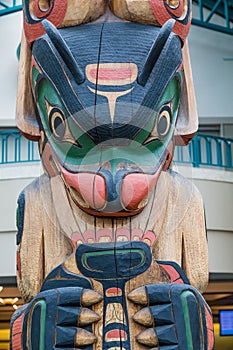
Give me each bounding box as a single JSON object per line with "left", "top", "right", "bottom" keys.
{"left": 33, "top": 65, "right": 181, "bottom": 174}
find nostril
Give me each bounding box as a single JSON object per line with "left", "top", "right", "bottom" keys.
{"left": 100, "top": 169, "right": 140, "bottom": 203}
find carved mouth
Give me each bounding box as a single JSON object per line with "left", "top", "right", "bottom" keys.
{"left": 43, "top": 139, "right": 169, "bottom": 217}
{"left": 59, "top": 166, "right": 163, "bottom": 217}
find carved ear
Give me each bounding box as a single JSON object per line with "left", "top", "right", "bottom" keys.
{"left": 175, "top": 40, "right": 198, "bottom": 146}
{"left": 110, "top": 0, "right": 191, "bottom": 42}
{"left": 109, "top": 0, "right": 158, "bottom": 26}
{"left": 16, "top": 31, "right": 40, "bottom": 140}
{"left": 61, "top": 0, "right": 107, "bottom": 27}
{"left": 23, "top": 0, "right": 107, "bottom": 43}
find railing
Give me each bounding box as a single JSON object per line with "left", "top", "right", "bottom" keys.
{"left": 174, "top": 133, "right": 233, "bottom": 169}
{"left": 192, "top": 0, "right": 233, "bottom": 35}
{"left": 0, "top": 129, "right": 40, "bottom": 164}
{"left": 0, "top": 129, "right": 233, "bottom": 169}
{"left": 0, "top": 0, "right": 22, "bottom": 16}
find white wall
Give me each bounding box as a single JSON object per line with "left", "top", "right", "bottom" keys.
{"left": 208, "top": 230, "right": 233, "bottom": 273}
{"left": 188, "top": 24, "right": 233, "bottom": 120}
{"left": 0, "top": 11, "right": 22, "bottom": 125}
{"left": 194, "top": 173, "right": 233, "bottom": 273}
{"left": 0, "top": 164, "right": 41, "bottom": 276}
{"left": 0, "top": 232, "right": 17, "bottom": 276}
{"left": 178, "top": 165, "right": 233, "bottom": 274}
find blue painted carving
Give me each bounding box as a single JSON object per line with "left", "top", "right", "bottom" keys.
{"left": 76, "top": 241, "right": 152, "bottom": 350}
{"left": 143, "top": 283, "right": 213, "bottom": 349}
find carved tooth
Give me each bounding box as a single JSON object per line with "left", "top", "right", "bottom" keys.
{"left": 136, "top": 328, "right": 158, "bottom": 347}
{"left": 81, "top": 289, "right": 103, "bottom": 306}
{"left": 75, "top": 328, "right": 97, "bottom": 346}
{"left": 79, "top": 308, "right": 100, "bottom": 326}
{"left": 133, "top": 307, "right": 153, "bottom": 326}
{"left": 127, "top": 286, "right": 148, "bottom": 305}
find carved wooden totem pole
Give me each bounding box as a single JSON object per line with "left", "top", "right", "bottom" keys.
{"left": 11, "top": 0, "right": 214, "bottom": 349}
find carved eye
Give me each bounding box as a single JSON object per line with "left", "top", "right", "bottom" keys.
{"left": 143, "top": 103, "right": 172, "bottom": 145}
{"left": 49, "top": 107, "right": 66, "bottom": 141}
{"left": 47, "top": 105, "right": 82, "bottom": 148}
{"left": 157, "top": 105, "right": 172, "bottom": 140}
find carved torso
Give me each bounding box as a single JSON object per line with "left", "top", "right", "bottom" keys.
{"left": 17, "top": 170, "right": 208, "bottom": 303}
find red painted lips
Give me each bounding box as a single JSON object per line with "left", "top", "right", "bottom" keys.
{"left": 61, "top": 166, "right": 162, "bottom": 215}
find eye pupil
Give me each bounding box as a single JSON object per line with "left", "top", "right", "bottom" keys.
{"left": 157, "top": 106, "right": 172, "bottom": 139}
{"left": 49, "top": 108, "right": 66, "bottom": 141}
{"left": 54, "top": 115, "right": 63, "bottom": 130}
{"left": 158, "top": 115, "right": 168, "bottom": 136}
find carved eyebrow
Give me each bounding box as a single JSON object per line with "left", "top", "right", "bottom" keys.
{"left": 138, "top": 19, "right": 176, "bottom": 87}
{"left": 42, "top": 19, "right": 85, "bottom": 85}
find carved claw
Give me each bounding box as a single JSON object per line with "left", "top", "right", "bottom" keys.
{"left": 78, "top": 308, "right": 100, "bottom": 326}
{"left": 133, "top": 307, "right": 153, "bottom": 327}
{"left": 75, "top": 328, "right": 97, "bottom": 346}
{"left": 133, "top": 304, "right": 174, "bottom": 327}
{"left": 56, "top": 326, "right": 97, "bottom": 347}
{"left": 137, "top": 325, "right": 178, "bottom": 348}
{"left": 136, "top": 328, "right": 158, "bottom": 347}
{"left": 81, "top": 289, "right": 103, "bottom": 306}
{"left": 127, "top": 286, "right": 148, "bottom": 305}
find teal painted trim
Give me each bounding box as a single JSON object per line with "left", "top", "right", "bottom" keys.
{"left": 82, "top": 248, "right": 146, "bottom": 272}
{"left": 16, "top": 43, "right": 21, "bottom": 61}
{"left": 0, "top": 3, "right": 22, "bottom": 16}
{"left": 29, "top": 300, "right": 46, "bottom": 350}
{"left": 192, "top": 0, "right": 233, "bottom": 35}
{"left": 174, "top": 133, "right": 233, "bottom": 169}
{"left": 192, "top": 18, "right": 233, "bottom": 35}
{"left": 180, "top": 290, "right": 194, "bottom": 350}
{"left": 0, "top": 130, "right": 40, "bottom": 164}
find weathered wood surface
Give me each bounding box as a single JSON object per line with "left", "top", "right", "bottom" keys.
{"left": 17, "top": 171, "right": 208, "bottom": 301}
{"left": 11, "top": 1, "right": 214, "bottom": 349}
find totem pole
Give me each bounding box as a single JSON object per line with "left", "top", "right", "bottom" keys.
{"left": 11, "top": 0, "right": 214, "bottom": 349}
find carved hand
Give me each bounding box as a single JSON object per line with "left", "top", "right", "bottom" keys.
{"left": 128, "top": 283, "right": 214, "bottom": 350}
{"left": 12, "top": 285, "right": 102, "bottom": 350}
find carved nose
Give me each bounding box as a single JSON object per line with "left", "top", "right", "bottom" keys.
{"left": 101, "top": 168, "right": 161, "bottom": 212}
{"left": 61, "top": 165, "right": 162, "bottom": 214}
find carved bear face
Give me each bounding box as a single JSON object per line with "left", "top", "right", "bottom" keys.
{"left": 30, "top": 18, "right": 182, "bottom": 215}
{"left": 17, "top": 1, "right": 196, "bottom": 216}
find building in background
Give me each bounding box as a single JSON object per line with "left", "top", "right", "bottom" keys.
{"left": 0, "top": 1, "right": 233, "bottom": 349}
